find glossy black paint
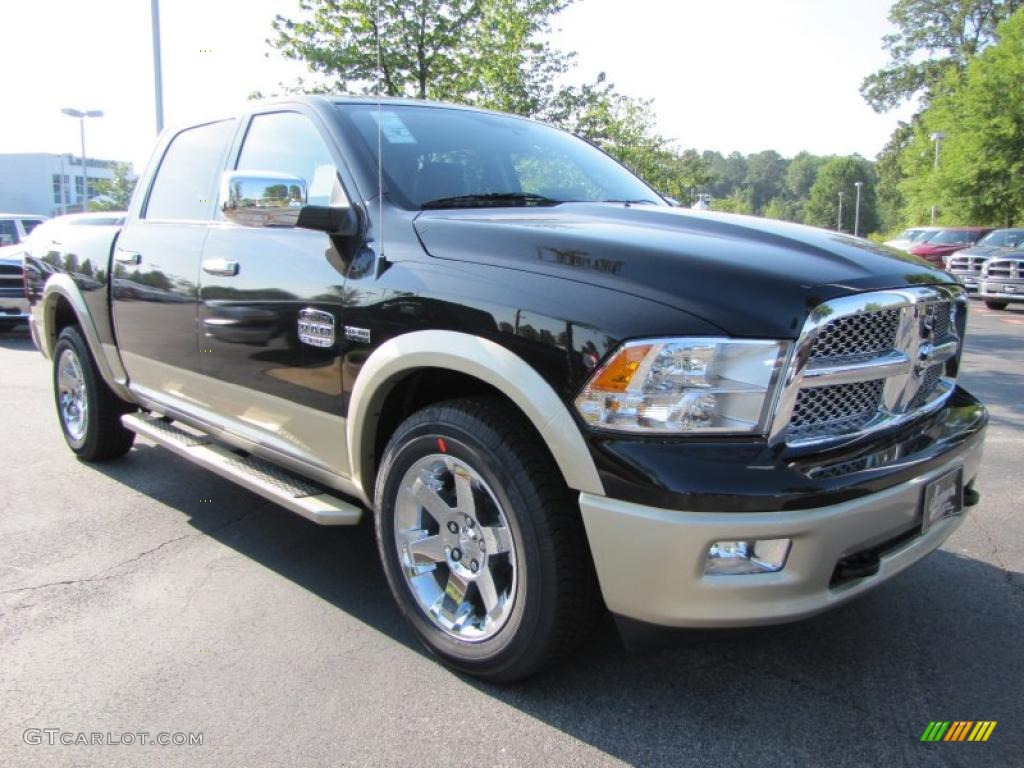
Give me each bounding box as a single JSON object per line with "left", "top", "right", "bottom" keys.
{"left": 590, "top": 387, "right": 987, "bottom": 512}
{"left": 36, "top": 95, "right": 986, "bottom": 512}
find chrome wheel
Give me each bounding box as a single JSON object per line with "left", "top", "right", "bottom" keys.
{"left": 393, "top": 454, "right": 517, "bottom": 642}
{"left": 57, "top": 348, "right": 88, "bottom": 442}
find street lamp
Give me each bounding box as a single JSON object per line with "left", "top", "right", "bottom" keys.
{"left": 930, "top": 131, "right": 945, "bottom": 224}
{"left": 837, "top": 191, "right": 844, "bottom": 232}
{"left": 61, "top": 108, "right": 104, "bottom": 212}
{"left": 854, "top": 181, "right": 863, "bottom": 237}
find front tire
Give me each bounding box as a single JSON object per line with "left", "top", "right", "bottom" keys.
{"left": 52, "top": 325, "right": 135, "bottom": 461}
{"left": 985, "top": 300, "right": 1008, "bottom": 310}
{"left": 374, "top": 398, "right": 598, "bottom": 682}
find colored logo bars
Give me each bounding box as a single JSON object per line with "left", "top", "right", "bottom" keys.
{"left": 920, "top": 721, "right": 997, "bottom": 742}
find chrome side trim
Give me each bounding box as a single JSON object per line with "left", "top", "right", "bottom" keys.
{"left": 769, "top": 284, "right": 966, "bottom": 447}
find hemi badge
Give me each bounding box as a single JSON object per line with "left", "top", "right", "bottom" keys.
{"left": 344, "top": 326, "right": 372, "bottom": 344}
{"left": 297, "top": 308, "right": 335, "bottom": 348}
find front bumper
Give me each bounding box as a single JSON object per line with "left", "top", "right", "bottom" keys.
{"left": 949, "top": 272, "right": 980, "bottom": 293}
{"left": 980, "top": 279, "right": 1024, "bottom": 303}
{"left": 0, "top": 295, "right": 29, "bottom": 322}
{"left": 579, "top": 402, "right": 985, "bottom": 628}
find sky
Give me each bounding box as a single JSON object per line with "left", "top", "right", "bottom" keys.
{"left": 0, "top": 0, "right": 917, "bottom": 172}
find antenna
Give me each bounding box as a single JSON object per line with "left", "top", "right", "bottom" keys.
{"left": 376, "top": 0, "right": 384, "bottom": 262}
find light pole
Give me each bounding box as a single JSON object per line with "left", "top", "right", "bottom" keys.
{"left": 61, "top": 108, "right": 104, "bottom": 212}
{"left": 854, "top": 181, "right": 863, "bottom": 237}
{"left": 837, "top": 191, "right": 844, "bottom": 232}
{"left": 930, "top": 131, "right": 945, "bottom": 224}
{"left": 151, "top": 0, "right": 164, "bottom": 133}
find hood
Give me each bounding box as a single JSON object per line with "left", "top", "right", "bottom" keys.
{"left": 413, "top": 204, "right": 952, "bottom": 338}
{"left": 957, "top": 245, "right": 1008, "bottom": 259}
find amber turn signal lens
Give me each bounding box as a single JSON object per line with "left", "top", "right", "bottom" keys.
{"left": 589, "top": 344, "right": 653, "bottom": 393}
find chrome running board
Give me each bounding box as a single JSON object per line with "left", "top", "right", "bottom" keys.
{"left": 121, "top": 413, "right": 363, "bottom": 525}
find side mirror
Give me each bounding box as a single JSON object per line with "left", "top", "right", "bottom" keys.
{"left": 221, "top": 171, "right": 307, "bottom": 228}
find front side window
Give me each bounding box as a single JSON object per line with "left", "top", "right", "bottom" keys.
{"left": 236, "top": 112, "right": 339, "bottom": 207}
{"left": 145, "top": 120, "right": 235, "bottom": 221}
{"left": 0, "top": 220, "right": 17, "bottom": 245}
{"left": 337, "top": 104, "right": 664, "bottom": 210}
{"left": 22, "top": 220, "right": 43, "bottom": 235}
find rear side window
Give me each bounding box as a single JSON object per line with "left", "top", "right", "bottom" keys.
{"left": 145, "top": 120, "right": 234, "bottom": 221}
{"left": 0, "top": 220, "right": 18, "bottom": 245}
{"left": 236, "top": 112, "right": 339, "bottom": 206}
{"left": 22, "top": 219, "right": 43, "bottom": 235}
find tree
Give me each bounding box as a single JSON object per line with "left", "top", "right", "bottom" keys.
{"left": 743, "top": 150, "right": 788, "bottom": 212}
{"left": 874, "top": 121, "right": 914, "bottom": 231}
{"left": 861, "top": 0, "right": 1022, "bottom": 112}
{"left": 900, "top": 10, "right": 1024, "bottom": 226}
{"left": 804, "top": 157, "right": 880, "bottom": 234}
{"left": 270, "top": 0, "right": 570, "bottom": 112}
{"left": 88, "top": 162, "right": 136, "bottom": 211}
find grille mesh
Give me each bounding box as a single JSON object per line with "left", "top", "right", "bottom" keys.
{"left": 924, "top": 302, "right": 951, "bottom": 340}
{"left": 909, "top": 363, "right": 944, "bottom": 410}
{"left": 810, "top": 309, "right": 900, "bottom": 359}
{"left": 789, "top": 379, "right": 884, "bottom": 439}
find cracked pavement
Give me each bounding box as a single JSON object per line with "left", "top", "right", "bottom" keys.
{"left": 1, "top": 306, "right": 1021, "bottom": 768}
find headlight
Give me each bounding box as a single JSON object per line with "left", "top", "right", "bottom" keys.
{"left": 574, "top": 338, "right": 788, "bottom": 434}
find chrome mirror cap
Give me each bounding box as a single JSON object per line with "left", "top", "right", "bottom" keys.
{"left": 221, "top": 171, "right": 307, "bottom": 228}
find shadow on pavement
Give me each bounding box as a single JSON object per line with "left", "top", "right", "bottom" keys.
{"left": 89, "top": 442, "right": 1022, "bottom": 767}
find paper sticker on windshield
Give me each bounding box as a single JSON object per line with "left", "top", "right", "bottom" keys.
{"left": 371, "top": 111, "right": 416, "bottom": 144}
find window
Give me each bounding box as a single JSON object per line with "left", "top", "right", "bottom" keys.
{"left": 145, "top": 120, "right": 235, "bottom": 221}
{"left": 336, "top": 104, "right": 663, "bottom": 210}
{"left": 75, "top": 176, "right": 84, "bottom": 199}
{"left": 236, "top": 112, "right": 339, "bottom": 206}
{"left": 0, "top": 220, "right": 17, "bottom": 245}
{"left": 22, "top": 220, "right": 43, "bottom": 235}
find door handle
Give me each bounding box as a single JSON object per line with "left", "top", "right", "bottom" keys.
{"left": 202, "top": 258, "right": 239, "bottom": 277}
{"left": 114, "top": 249, "right": 141, "bottom": 265}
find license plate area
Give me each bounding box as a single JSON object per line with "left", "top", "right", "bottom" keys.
{"left": 921, "top": 468, "right": 963, "bottom": 533}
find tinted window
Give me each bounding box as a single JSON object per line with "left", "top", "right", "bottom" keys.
{"left": 236, "top": 112, "right": 339, "bottom": 206}
{"left": 929, "top": 230, "right": 979, "bottom": 245}
{"left": 22, "top": 219, "right": 44, "bottom": 235}
{"left": 336, "top": 105, "right": 664, "bottom": 210}
{"left": 145, "top": 120, "right": 234, "bottom": 221}
{"left": 0, "top": 220, "right": 18, "bottom": 245}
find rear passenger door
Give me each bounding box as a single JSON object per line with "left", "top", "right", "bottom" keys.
{"left": 196, "top": 109, "right": 353, "bottom": 476}
{"left": 112, "top": 119, "right": 235, "bottom": 397}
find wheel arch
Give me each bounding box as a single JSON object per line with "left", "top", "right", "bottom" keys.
{"left": 39, "top": 275, "right": 133, "bottom": 401}
{"left": 347, "top": 331, "right": 604, "bottom": 506}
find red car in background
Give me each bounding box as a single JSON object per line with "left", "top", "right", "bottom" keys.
{"left": 910, "top": 227, "right": 992, "bottom": 265}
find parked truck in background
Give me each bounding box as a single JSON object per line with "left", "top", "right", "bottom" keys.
{"left": 26, "top": 96, "right": 987, "bottom": 681}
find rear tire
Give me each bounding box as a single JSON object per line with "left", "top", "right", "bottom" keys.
{"left": 374, "top": 397, "right": 598, "bottom": 682}
{"left": 52, "top": 325, "right": 136, "bottom": 461}
{"left": 985, "top": 300, "right": 1008, "bottom": 310}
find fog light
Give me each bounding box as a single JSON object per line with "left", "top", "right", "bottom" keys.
{"left": 705, "top": 538, "right": 791, "bottom": 575}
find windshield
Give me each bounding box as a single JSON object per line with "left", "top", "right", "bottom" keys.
{"left": 336, "top": 104, "right": 665, "bottom": 210}
{"left": 928, "top": 229, "right": 980, "bottom": 245}
{"left": 978, "top": 229, "right": 1024, "bottom": 247}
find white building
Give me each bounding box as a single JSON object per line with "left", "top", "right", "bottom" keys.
{"left": 0, "top": 153, "right": 124, "bottom": 217}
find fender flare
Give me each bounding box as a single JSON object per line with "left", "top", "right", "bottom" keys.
{"left": 40, "top": 275, "right": 133, "bottom": 401}
{"left": 346, "top": 330, "right": 604, "bottom": 504}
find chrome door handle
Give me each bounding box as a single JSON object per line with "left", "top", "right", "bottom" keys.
{"left": 114, "top": 250, "right": 141, "bottom": 265}
{"left": 202, "top": 258, "right": 239, "bottom": 277}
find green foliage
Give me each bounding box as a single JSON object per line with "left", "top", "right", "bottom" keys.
{"left": 900, "top": 10, "right": 1024, "bottom": 226}
{"left": 710, "top": 192, "right": 754, "bottom": 215}
{"left": 874, "top": 121, "right": 914, "bottom": 230}
{"left": 804, "top": 157, "right": 880, "bottom": 234}
{"left": 271, "top": 0, "right": 570, "bottom": 110}
{"left": 861, "top": 0, "right": 1022, "bottom": 112}
{"left": 88, "top": 162, "right": 136, "bottom": 211}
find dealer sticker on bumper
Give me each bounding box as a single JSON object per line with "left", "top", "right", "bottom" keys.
{"left": 921, "top": 468, "right": 963, "bottom": 532}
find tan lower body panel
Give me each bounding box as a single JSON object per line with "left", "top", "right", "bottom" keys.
{"left": 120, "top": 351, "right": 350, "bottom": 478}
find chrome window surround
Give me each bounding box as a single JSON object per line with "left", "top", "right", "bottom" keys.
{"left": 769, "top": 285, "right": 966, "bottom": 447}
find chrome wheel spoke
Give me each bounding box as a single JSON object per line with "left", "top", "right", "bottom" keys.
{"left": 403, "top": 531, "right": 447, "bottom": 566}
{"left": 410, "top": 477, "right": 451, "bottom": 524}
{"left": 56, "top": 349, "right": 88, "bottom": 441}
{"left": 439, "top": 569, "right": 470, "bottom": 625}
{"left": 480, "top": 524, "right": 512, "bottom": 555}
{"left": 451, "top": 464, "right": 475, "bottom": 517}
{"left": 476, "top": 568, "right": 501, "bottom": 618}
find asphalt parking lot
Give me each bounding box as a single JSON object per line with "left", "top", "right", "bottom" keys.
{"left": 1, "top": 306, "right": 1021, "bottom": 768}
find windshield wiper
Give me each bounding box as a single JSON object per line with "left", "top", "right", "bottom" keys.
{"left": 420, "top": 192, "right": 563, "bottom": 210}
{"left": 597, "top": 198, "right": 661, "bottom": 205}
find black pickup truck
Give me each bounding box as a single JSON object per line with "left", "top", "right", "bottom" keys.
{"left": 26, "top": 96, "right": 987, "bottom": 681}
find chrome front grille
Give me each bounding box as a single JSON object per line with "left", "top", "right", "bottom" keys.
{"left": 985, "top": 260, "right": 1017, "bottom": 278}
{"left": 810, "top": 309, "right": 900, "bottom": 359}
{"left": 948, "top": 255, "right": 986, "bottom": 273}
{"left": 771, "top": 286, "right": 965, "bottom": 446}
{"left": 789, "top": 379, "right": 884, "bottom": 440}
